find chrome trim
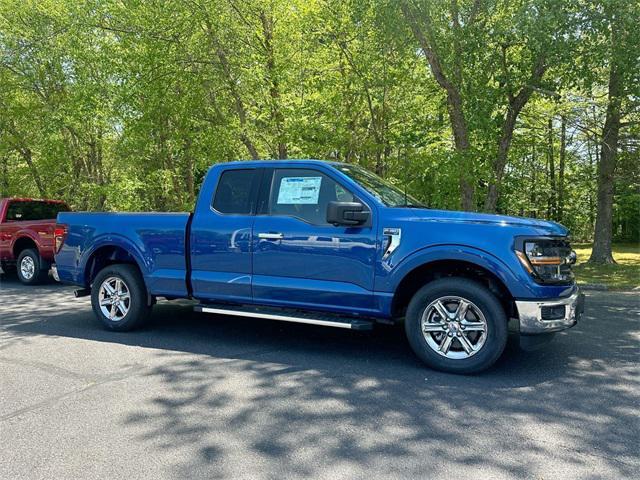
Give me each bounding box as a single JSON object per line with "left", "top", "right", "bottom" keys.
{"left": 98, "top": 276, "right": 131, "bottom": 322}
{"left": 421, "top": 295, "right": 488, "bottom": 359}
{"left": 382, "top": 227, "right": 401, "bottom": 260}
{"left": 20, "top": 256, "right": 35, "bottom": 280}
{"left": 199, "top": 306, "right": 354, "bottom": 329}
{"left": 516, "top": 288, "right": 583, "bottom": 334}
{"left": 258, "top": 232, "right": 284, "bottom": 240}
{"left": 51, "top": 264, "right": 60, "bottom": 282}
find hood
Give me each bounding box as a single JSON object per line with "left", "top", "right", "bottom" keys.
{"left": 394, "top": 208, "right": 568, "bottom": 236}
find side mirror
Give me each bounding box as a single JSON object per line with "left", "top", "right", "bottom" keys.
{"left": 327, "top": 201, "right": 369, "bottom": 226}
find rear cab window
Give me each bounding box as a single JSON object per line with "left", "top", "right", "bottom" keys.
{"left": 5, "top": 201, "right": 70, "bottom": 221}
{"left": 212, "top": 169, "right": 260, "bottom": 215}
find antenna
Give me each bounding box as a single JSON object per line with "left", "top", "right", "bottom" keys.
{"left": 404, "top": 146, "right": 408, "bottom": 206}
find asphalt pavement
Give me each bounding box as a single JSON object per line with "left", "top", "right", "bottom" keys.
{"left": 1, "top": 275, "right": 638, "bottom": 479}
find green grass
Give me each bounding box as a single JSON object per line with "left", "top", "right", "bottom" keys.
{"left": 572, "top": 243, "right": 640, "bottom": 290}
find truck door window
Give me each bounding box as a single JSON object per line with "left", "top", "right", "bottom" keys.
{"left": 268, "top": 169, "right": 355, "bottom": 225}
{"left": 212, "top": 169, "right": 258, "bottom": 214}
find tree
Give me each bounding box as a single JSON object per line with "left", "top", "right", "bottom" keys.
{"left": 0, "top": 0, "right": 636, "bottom": 250}
{"left": 398, "top": 0, "right": 572, "bottom": 211}
{"left": 587, "top": 0, "right": 640, "bottom": 264}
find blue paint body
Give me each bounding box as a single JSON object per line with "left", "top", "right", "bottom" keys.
{"left": 56, "top": 160, "right": 575, "bottom": 320}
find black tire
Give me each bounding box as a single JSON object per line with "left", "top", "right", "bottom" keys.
{"left": 405, "top": 277, "right": 508, "bottom": 374}
{"left": 1, "top": 261, "right": 17, "bottom": 275}
{"left": 16, "top": 249, "right": 49, "bottom": 285}
{"left": 90, "top": 264, "right": 152, "bottom": 331}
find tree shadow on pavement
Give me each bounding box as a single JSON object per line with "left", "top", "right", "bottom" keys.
{"left": 2, "top": 278, "right": 639, "bottom": 478}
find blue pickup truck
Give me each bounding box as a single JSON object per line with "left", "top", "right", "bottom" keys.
{"left": 54, "top": 160, "right": 584, "bottom": 373}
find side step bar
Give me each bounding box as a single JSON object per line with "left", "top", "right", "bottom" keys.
{"left": 194, "top": 304, "right": 373, "bottom": 330}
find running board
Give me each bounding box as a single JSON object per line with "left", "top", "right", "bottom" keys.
{"left": 194, "top": 304, "right": 373, "bottom": 330}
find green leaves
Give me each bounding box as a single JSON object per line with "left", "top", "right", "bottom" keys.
{"left": 0, "top": 0, "right": 636, "bottom": 241}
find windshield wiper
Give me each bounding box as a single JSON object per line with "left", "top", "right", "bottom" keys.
{"left": 396, "top": 203, "right": 427, "bottom": 209}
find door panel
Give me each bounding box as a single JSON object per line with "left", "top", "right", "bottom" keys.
{"left": 190, "top": 218, "right": 253, "bottom": 301}
{"left": 251, "top": 168, "right": 377, "bottom": 313}
{"left": 190, "top": 168, "right": 260, "bottom": 302}
{"left": 252, "top": 217, "right": 376, "bottom": 312}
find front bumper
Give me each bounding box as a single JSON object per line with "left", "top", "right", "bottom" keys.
{"left": 515, "top": 288, "right": 584, "bottom": 335}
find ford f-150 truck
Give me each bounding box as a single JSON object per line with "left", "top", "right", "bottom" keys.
{"left": 0, "top": 198, "right": 70, "bottom": 284}
{"left": 54, "top": 160, "right": 584, "bottom": 373}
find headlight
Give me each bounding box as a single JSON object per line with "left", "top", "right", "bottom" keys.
{"left": 515, "top": 238, "right": 576, "bottom": 284}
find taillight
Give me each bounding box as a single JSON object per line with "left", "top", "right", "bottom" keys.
{"left": 54, "top": 224, "right": 68, "bottom": 254}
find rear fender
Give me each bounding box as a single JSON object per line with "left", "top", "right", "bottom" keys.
{"left": 80, "top": 235, "right": 148, "bottom": 287}
{"left": 10, "top": 231, "right": 40, "bottom": 257}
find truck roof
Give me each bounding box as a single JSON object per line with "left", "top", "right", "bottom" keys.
{"left": 213, "top": 159, "right": 346, "bottom": 168}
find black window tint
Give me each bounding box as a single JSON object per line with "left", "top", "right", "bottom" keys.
{"left": 268, "top": 169, "right": 354, "bottom": 225}
{"left": 40, "top": 202, "right": 70, "bottom": 219}
{"left": 213, "top": 169, "right": 257, "bottom": 214}
{"left": 6, "top": 201, "right": 69, "bottom": 221}
{"left": 6, "top": 202, "right": 25, "bottom": 221}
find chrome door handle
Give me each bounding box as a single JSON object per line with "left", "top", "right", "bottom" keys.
{"left": 258, "top": 232, "right": 284, "bottom": 240}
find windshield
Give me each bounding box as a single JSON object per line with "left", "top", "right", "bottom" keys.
{"left": 336, "top": 164, "right": 425, "bottom": 208}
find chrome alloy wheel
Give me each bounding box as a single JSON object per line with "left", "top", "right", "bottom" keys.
{"left": 20, "top": 256, "right": 35, "bottom": 280}
{"left": 98, "top": 276, "right": 131, "bottom": 321}
{"left": 421, "top": 296, "right": 488, "bottom": 359}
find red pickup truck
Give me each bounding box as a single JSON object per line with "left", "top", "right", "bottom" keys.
{"left": 0, "top": 198, "right": 70, "bottom": 285}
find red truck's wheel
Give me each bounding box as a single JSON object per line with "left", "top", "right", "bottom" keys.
{"left": 16, "top": 249, "right": 49, "bottom": 285}
{"left": 91, "top": 264, "right": 152, "bottom": 331}
{"left": 405, "top": 277, "right": 508, "bottom": 374}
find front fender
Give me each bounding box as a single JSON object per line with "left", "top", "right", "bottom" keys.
{"left": 375, "top": 244, "right": 533, "bottom": 298}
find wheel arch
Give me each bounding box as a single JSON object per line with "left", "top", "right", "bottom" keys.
{"left": 12, "top": 235, "right": 39, "bottom": 258}
{"left": 390, "top": 255, "right": 518, "bottom": 320}
{"left": 83, "top": 244, "right": 146, "bottom": 288}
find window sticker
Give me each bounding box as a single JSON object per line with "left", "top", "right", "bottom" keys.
{"left": 277, "top": 176, "right": 322, "bottom": 204}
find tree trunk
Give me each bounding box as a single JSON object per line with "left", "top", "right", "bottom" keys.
{"left": 547, "top": 118, "right": 556, "bottom": 220}
{"left": 484, "top": 57, "right": 546, "bottom": 212}
{"left": 184, "top": 137, "right": 196, "bottom": 206}
{"left": 0, "top": 155, "right": 8, "bottom": 197}
{"left": 260, "top": 10, "right": 287, "bottom": 159}
{"left": 589, "top": 62, "right": 621, "bottom": 264}
{"left": 203, "top": 18, "right": 260, "bottom": 160}
{"left": 19, "top": 147, "right": 46, "bottom": 197}
{"left": 558, "top": 115, "right": 566, "bottom": 222}
{"left": 400, "top": 1, "right": 474, "bottom": 210}
{"left": 530, "top": 145, "right": 537, "bottom": 217}
{"left": 588, "top": 133, "right": 596, "bottom": 230}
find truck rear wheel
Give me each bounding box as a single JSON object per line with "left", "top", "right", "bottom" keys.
{"left": 405, "top": 277, "right": 508, "bottom": 374}
{"left": 91, "top": 264, "right": 152, "bottom": 331}
{"left": 16, "top": 249, "right": 49, "bottom": 285}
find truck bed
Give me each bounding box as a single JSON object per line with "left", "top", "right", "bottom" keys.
{"left": 56, "top": 212, "right": 191, "bottom": 297}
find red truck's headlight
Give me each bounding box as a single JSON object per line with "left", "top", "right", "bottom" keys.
{"left": 54, "top": 224, "right": 68, "bottom": 254}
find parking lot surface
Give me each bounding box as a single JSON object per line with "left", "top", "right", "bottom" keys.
{"left": 1, "top": 276, "right": 638, "bottom": 479}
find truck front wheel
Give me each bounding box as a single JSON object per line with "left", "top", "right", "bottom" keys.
{"left": 405, "top": 278, "right": 508, "bottom": 374}
{"left": 91, "top": 264, "right": 152, "bottom": 331}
